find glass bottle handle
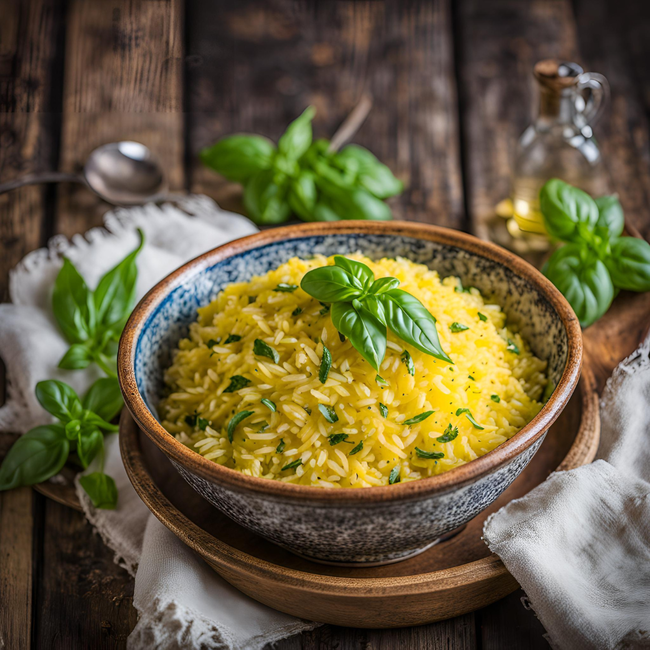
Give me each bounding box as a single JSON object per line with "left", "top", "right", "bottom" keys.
{"left": 577, "top": 72, "right": 610, "bottom": 128}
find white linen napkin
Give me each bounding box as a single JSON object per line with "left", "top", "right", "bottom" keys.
{"left": 0, "top": 196, "right": 317, "bottom": 649}
{"left": 484, "top": 335, "right": 650, "bottom": 650}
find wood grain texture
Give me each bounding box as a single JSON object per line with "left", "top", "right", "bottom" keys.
{"left": 55, "top": 0, "right": 185, "bottom": 236}
{"left": 186, "top": 0, "right": 465, "bottom": 227}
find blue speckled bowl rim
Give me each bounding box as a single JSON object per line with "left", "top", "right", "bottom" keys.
{"left": 118, "top": 221, "right": 582, "bottom": 505}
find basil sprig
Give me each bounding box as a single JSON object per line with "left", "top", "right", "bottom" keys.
{"left": 200, "top": 107, "right": 403, "bottom": 225}
{"left": 54, "top": 229, "right": 144, "bottom": 376}
{"left": 540, "top": 179, "right": 650, "bottom": 327}
{"left": 301, "top": 257, "right": 451, "bottom": 371}
{"left": 0, "top": 378, "right": 122, "bottom": 509}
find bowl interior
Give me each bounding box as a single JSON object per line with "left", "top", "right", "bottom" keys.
{"left": 134, "top": 233, "right": 568, "bottom": 424}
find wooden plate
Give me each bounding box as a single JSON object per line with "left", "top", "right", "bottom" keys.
{"left": 119, "top": 364, "right": 599, "bottom": 628}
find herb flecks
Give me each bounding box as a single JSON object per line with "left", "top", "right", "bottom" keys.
{"left": 437, "top": 423, "right": 458, "bottom": 442}
{"left": 450, "top": 322, "right": 469, "bottom": 333}
{"left": 292, "top": 307, "right": 303, "bottom": 317}
{"left": 388, "top": 466, "right": 401, "bottom": 484}
{"left": 491, "top": 394, "right": 501, "bottom": 403}
{"left": 318, "top": 404, "right": 338, "bottom": 423}
{"left": 404, "top": 410, "right": 435, "bottom": 426}
{"left": 276, "top": 439, "right": 285, "bottom": 453}
{"left": 281, "top": 459, "right": 302, "bottom": 472}
{"left": 506, "top": 338, "right": 520, "bottom": 354}
{"left": 224, "top": 334, "right": 241, "bottom": 344}
{"left": 327, "top": 433, "right": 350, "bottom": 446}
{"left": 254, "top": 339, "right": 280, "bottom": 364}
{"left": 478, "top": 312, "right": 488, "bottom": 322}
{"left": 456, "top": 408, "right": 484, "bottom": 430}
{"left": 416, "top": 448, "right": 445, "bottom": 460}
{"left": 319, "top": 345, "right": 332, "bottom": 384}
{"left": 223, "top": 375, "right": 251, "bottom": 393}
{"left": 401, "top": 350, "right": 415, "bottom": 376}
{"left": 275, "top": 283, "right": 298, "bottom": 292}
{"left": 379, "top": 403, "right": 388, "bottom": 418}
{"left": 349, "top": 441, "right": 363, "bottom": 456}
{"left": 227, "top": 411, "right": 254, "bottom": 442}
{"left": 261, "top": 398, "right": 276, "bottom": 412}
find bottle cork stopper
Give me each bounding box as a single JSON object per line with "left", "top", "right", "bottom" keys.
{"left": 534, "top": 59, "right": 584, "bottom": 92}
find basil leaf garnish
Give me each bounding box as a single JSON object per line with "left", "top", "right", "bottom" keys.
{"left": 261, "top": 398, "right": 276, "bottom": 412}
{"left": 224, "top": 375, "right": 251, "bottom": 393}
{"left": 227, "top": 411, "right": 254, "bottom": 442}
{"left": 456, "top": 408, "right": 484, "bottom": 430}
{"left": 369, "top": 277, "right": 400, "bottom": 295}
{"left": 254, "top": 339, "right": 280, "bottom": 364}
{"left": 388, "top": 465, "right": 401, "bottom": 484}
{"left": 319, "top": 344, "right": 332, "bottom": 384}
{"left": 300, "top": 265, "right": 364, "bottom": 302}
{"left": 331, "top": 301, "right": 386, "bottom": 371}
{"left": 401, "top": 350, "right": 415, "bottom": 376}
{"left": 404, "top": 410, "right": 435, "bottom": 425}
{"left": 318, "top": 404, "right": 339, "bottom": 423}
{"left": 415, "top": 448, "right": 445, "bottom": 460}
{"left": 333, "top": 256, "right": 374, "bottom": 291}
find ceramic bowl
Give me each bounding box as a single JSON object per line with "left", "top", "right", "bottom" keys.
{"left": 118, "top": 221, "right": 582, "bottom": 566}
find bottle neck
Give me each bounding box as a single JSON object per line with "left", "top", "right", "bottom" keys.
{"left": 538, "top": 87, "right": 576, "bottom": 127}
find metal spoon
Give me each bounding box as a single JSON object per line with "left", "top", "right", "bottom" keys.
{"left": 0, "top": 141, "right": 168, "bottom": 206}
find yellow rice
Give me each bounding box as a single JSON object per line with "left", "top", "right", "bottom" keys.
{"left": 160, "top": 254, "right": 547, "bottom": 488}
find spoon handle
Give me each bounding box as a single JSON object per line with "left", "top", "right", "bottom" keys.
{"left": 0, "top": 172, "right": 83, "bottom": 195}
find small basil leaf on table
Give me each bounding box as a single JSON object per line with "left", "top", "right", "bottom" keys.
{"left": 0, "top": 425, "right": 69, "bottom": 490}
{"left": 331, "top": 302, "right": 387, "bottom": 371}
{"left": 300, "top": 265, "right": 364, "bottom": 302}
{"left": 77, "top": 427, "right": 104, "bottom": 469}
{"left": 53, "top": 258, "right": 96, "bottom": 344}
{"left": 243, "top": 169, "right": 291, "bottom": 225}
{"left": 388, "top": 465, "right": 401, "bottom": 484}
{"left": 318, "top": 404, "right": 339, "bottom": 423}
{"left": 79, "top": 472, "right": 118, "bottom": 509}
{"left": 261, "top": 398, "right": 276, "bottom": 412}
{"left": 539, "top": 178, "right": 600, "bottom": 242}
{"left": 595, "top": 195, "right": 625, "bottom": 238}
{"left": 404, "top": 410, "right": 435, "bottom": 426}
{"left": 415, "top": 448, "right": 445, "bottom": 459}
{"left": 35, "top": 380, "right": 83, "bottom": 422}
{"left": 274, "top": 283, "right": 298, "bottom": 293}
{"left": 82, "top": 377, "right": 123, "bottom": 422}
{"left": 349, "top": 441, "right": 363, "bottom": 456}
{"left": 281, "top": 458, "right": 303, "bottom": 472}
{"left": 254, "top": 339, "right": 280, "bottom": 364}
{"left": 227, "top": 411, "right": 254, "bottom": 442}
{"left": 456, "top": 408, "right": 484, "bottom": 430}
{"left": 319, "top": 345, "right": 332, "bottom": 384}
{"left": 58, "top": 343, "right": 94, "bottom": 370}
{"left": 278, "top": 106, "right": 315, "bottom": 160}
{"left": 605, "top": 237, "right": 650, "bottom": 292}
{"left": 437, "top": 423, "right": 458, "bottom": 442}
{"left": 93, "top": 229, "right": 144, "bottom": 335}
{"left": 223, "top": 375, "right": 251, "bottom": 393}
{"left": 369, "top": 277, "right": 400, "bottom": 295}
{"left": 334, "top": 145, "right": 403, "bottom": 199}
{"left": 543, "top": 243, "right": 614, "bottom": 328}
{"left": 200, "top": 134, "right": 275, "bottom": 183}
{"left": 401, "top": 350, "right": 415, "bottom": 376}
{"left": 379, "top": 289, "right": 452, "bottom": 363}
{"left": 333, "top": 256, "right": 374, "bottom": 291}
{"left": 327, "top": 433, "right": 349, "bottom": 446}
{"left": 379, "top": 403, "right": 389, "bottom": 418}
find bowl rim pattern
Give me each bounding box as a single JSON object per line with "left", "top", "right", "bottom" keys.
{"left": 118, "top": 221, "right": 582, "bottom": 504}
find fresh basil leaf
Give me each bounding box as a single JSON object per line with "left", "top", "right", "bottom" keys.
{"left": 450, "top": 322, "right": 469, "bottom": 333}
{"left": 254, "top": 339, "right": 280, "bottom": 364}
{"left": 319, "top": 345, "right": 332, "bottom": 384}
{"left": 539, "top": 178, "right": 599, "bottom": 242}
{"left": 380, "top": 289, "right": 452, "bottom": 364}
{"left": 278, "top": 106, "right": 315, "bottom": 160}
{"left": 415, "top": 448, "right": 445, "bottom": 459}
{"left": 404, "top": 410, "right": 435, "bottom": 425}
{"left": 64, "top": 420, "right": 81, "bottom": 441}
{"left": 506, "top": 339, "right": 520, "bottom": 354}
{"left": 224, "top": 334, "right": 241, "bottom": 344}
{"left": 478, "top": 312, "right": 488, "bottom": 322}
{"left": 35, "top": 380, "right": 82, "bottom": 423}
{"left": 79, "top": 472, "right": 118, "bottom": 509}
{"left": 77, "top": 427, "right": 103, "bottom": 469}
{"left": 605, "top": 237, "right": 650, "bottom": 292}
{"left": 261, "top": 398, "right": 276, "bottom": 412}
{"left": 0, "top": 425, "right": 69, "bottom": 490}
{"left": 437, "top": 423, "right": 458, "bottom": 442}
{"left": 456, "top": 408, "right": 484, "bottom": 430}
{"left": 331, "top": 302, "right": 386, "bottom": 371}
{"left": 292, "top": 307, "right": 303, "bottom": 317}
{"left": 94, "top": 229, "right": 144, "bottom": 335}
{"left": 544, "top": 243, "right": 614, "bottom": 328}
{"left": 401, "top": 350, "right": 415, "bottom": 376}
{"left": 82, "top": 377, "right": 123, "bottom": 422}
{"left": 379, "top": 403, "right": 388, "bottom": 418}
{"left": 200, "top": 135, "right": 275, "bottom": 182}
{"left": 358, "top": 294, "right": 386, "bottom": 326}
{"left": 333, "top": 256, "right": 374, "bottom": 291}
{"left": 595, "top": 195, "right": 625, "bottom": 239}
{"left": 301, "top": 265, "right": 364, "bottom": 302}
{"left": 388, "top": 465, "right": 400, "bottom": 484}
{"left": 227, "top": 411, "right": 254, "bottom": 442}
{"left": 491, "top": 394, "right": 501, "bottom": 403}
{"left": 312, "top": 200, "right": 343, "bottom": 222}
{"left": 319, "top": 183, "right": 393, "bottom": 221}
{"left": 369, "top": 277, "right": 400, "bottom": 295}
{"left": 281, "top": 458, "right": 303, "bottom": 472}
{"left": 274, "top": 283, "right": 298, "bottom": 293}
{"left": 349, "top": 440, "right": 363, "bottom": 456}
{"left": 224, "top": 375, "right": 251, "bottom": 393}
{"left": 288, "top": 170, "right": 317, "bottom": 220}
{"left": 327, "top": 433, "right": 349, "bottom": 446}
{"left": 52, "top": 258, "right": 96, "bottom": 344}
{"left": 334, "top": 145, "right": 403, "bottom": 199}
{"left": 82, "top": 413, "right": 119, "bottom": 433}
{"left": 244, "top": 169, "right": 291, "bottom": 225}
{"left": 58, "top": 343, "right": 93, "bottom": 370}
{"left": 318, "top": 404, "right": 339, "bottom": 423}
{"left": 276, "top": 439, "right": 285, "bottom": 453}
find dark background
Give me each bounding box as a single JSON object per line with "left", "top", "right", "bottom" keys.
{"left": 1, "top": 0, "right": 649, "bottom": 648}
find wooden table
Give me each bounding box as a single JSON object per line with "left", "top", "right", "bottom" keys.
{"left": 1, "top": 1, "right": 649, "bottom": 647}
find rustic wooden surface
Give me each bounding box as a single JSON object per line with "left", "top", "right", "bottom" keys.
{"left": 1, "top": 0, "right": 649, "bottom": 648}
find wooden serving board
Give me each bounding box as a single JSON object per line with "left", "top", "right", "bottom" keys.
{"left": 119, "top": 362, "right": 599, "bottom": 629}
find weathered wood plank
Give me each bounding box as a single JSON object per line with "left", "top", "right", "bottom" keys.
{"left": 0, "top": 1, "right": 65, "bottom": 648}
{"left": 186, "top": 0, "right": 465, "bottom": 228}
{"left": 55, "top": 0, "right": 185, "bottom": 236}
